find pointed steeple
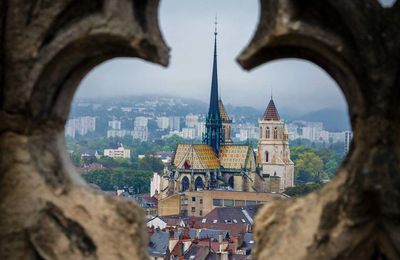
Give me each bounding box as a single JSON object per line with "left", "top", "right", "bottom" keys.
{"left": 208, "top": 18, "right": 219, "bottom": 117}
{"left": 263, "top": 97, "right": 281, "bottom": 121}
{"left": 203, "top": 17, "right": 224, "bottom": 154}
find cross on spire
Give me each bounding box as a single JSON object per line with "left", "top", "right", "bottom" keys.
{"left": 214, "top": 15, "right": 218, "bottom": 35}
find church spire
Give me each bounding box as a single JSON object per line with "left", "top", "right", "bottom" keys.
{"left": 203, "top": 17, "right": 224, "bottom": 154}
{"left": 209, "top": 16, "right": 219, "bottom": 117}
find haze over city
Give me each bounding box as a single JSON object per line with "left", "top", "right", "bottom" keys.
{"left": 75, "top": 0, "right": 353, "bottom": 114}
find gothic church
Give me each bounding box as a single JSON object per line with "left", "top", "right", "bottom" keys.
{"left": 159, "top": 24, "right": 293, "bottom": 197}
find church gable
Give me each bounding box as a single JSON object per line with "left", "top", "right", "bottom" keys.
{"left": 173, "top": 144, "right": 219, "bottom": 170}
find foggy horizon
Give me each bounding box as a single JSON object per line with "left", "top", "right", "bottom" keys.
{"left": 75, "top": 0, "right": 351, "bottom": 114}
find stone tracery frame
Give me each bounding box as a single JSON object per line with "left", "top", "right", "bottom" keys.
{"left": 0, "top": 0, "right": 399, "bottom": 259}
{"left": 238, "top": 0, "right": 400, "bottom": 259}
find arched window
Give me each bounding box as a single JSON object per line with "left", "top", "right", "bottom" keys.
{"left": 260, "top": 127, "right": 263, "bottom": 138}
{"left": 195, "top": 176, "right": 204, "bottom": 190}
{"left": 265, "top": 151, "right": 269, "bottom": 162}
{"left": 181, "top": 176, "right": 190, "bottom": 192}
{"left": 266, "top": 127, "right": 270, "bottom": 139}
{"left": 273, "top": 127, "right": 278, "bottom": 139}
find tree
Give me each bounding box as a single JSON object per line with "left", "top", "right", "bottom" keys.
{"left": 68, "top": 152, "right": 81, "bottom": 167}
{"left": 162, "top": 135, "right": 185, "bottom": 151}
{"left": 98, "top": 156, "right": 117, "bottom": 168}
{"left": 294, "top": 152, "right": 324, "bottom": 183}
{"left": 137, "top": 154, "right": 164, "bottom": 172}
{"left": 285, "top": 182, "right": 325, "bottom": 197}
{"left": 81, "top": 169, "right": 153, "bottom": 193}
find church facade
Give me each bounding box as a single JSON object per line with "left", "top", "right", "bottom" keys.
{"left": 157, "top": 25, "right": 294, "bottom": 199}
{"left": 258, "top": 98, "right": 294, "bottom": 189}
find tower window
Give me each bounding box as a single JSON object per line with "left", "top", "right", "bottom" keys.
{"left": 265, "top": 151, "right": 269, "bottom": 162}
{"left": 274, "top": 127, "right": 278, "bottom": 139}
{"left": 266, "top": 127, "right": 270, "bottom": 139}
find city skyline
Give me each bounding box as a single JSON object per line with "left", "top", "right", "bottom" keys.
{"left": 75, "top": 0, "right": 349, "bottom": 114}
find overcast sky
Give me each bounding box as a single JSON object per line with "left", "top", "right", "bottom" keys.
{"left": 74, "top": 0, "right": 397, "bottom": 114}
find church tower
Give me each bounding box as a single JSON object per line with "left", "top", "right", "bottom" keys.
{"left": 258, "top": 97, "right": 294, "bottom": 190}
{"left": 219, "top": 100, "right": 232, "bottom": 143}
{"left": 203, "top": 20, "right": 224, "bottom": 154}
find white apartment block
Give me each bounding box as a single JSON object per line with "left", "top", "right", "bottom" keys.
{"left": 329, "top": 132, "right": 346, "bottom": 143}
{"left": 287, "top": 121, "right": 323, "bottom": 141}
{"left": 107, "top": 129, "right": 132, "bottom": 138}
{"left": 182, "top": 127, "right": 196, "bottom": 139}
{"left": 104, "top": 146, "right": 131, "bottom": 159}
{"left": 344, "top": 131, "right": 353, "bottom": 153}
{"left": 195, "top": 122, "right": 206, "bottom": 139}
{"left": 108, "top": 120, "right": 121, "bottom": 130}
{"left": 236, "top": 125, "right": 259, "bottom": 141}
{"left": 65, "top": 116, "right": 96, "bottom": 138}
{"left": 134, "top": 117, "right": 148, "bottom": 127}
{"left": 169, "top": 116, "right": 180, "bottom": 131}
{"left": 185, "top": 114, "right": 199, "bottom": 128}
{"left": 133, "top": 126, "right": 148, "bottom": 141}
{"left": 156, "top": 117, "right": 169, "bottom": 130}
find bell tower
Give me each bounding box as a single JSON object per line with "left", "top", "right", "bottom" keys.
{"left": 258, "top": 97, "right": 294, "bottom": 190}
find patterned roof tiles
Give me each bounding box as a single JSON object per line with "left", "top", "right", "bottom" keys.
{"left": 173, "top": 144, "right": 255, "bottom": 170}
{"left": 263, "top": 98, "right": 280, "bottom": 121}
{"left": 220, "top": 145, "right": 251, "bottom": 169}
{"left": 173, "top": 144, "right": 220, "bottom": 170}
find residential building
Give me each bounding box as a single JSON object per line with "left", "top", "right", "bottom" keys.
{"left": 132, "top": 126, "right": 148, "bottom": 141}
{"left": 65, "top": 116, "right": 96, "bottom": 138}
{"left": 103, "top": 145, "right": 130, "bottom": 159}
{"left": 182, "top": 127, "right": 196, "bottom": 139}
{"left": 169, "top": 116, "right": 181, "bottom": 132}
{"left": 156, "top": 116, "right": 170, "bottom": 130}
{"left": 107, "top": 129, "right": 132, "bottom": 138}
{"left": 134, "top": 116, "right": 148, "bottom": 127}
{"left": 108, "top": 119, "right": 121, "bottom": 130}
{"left": 180, "top": 190, "right": 286, "bottom": 217}
{"left": 344, "top": 131, "right": 353, "bottom": 153}
{"left": 185, "top": 113, "right": 199, "bottom": 128}
{"left": 195, "top": 121, "right": 206, "bottom": 139}
{"left": 150, "top": 172, "right": 161, "bottom": 197}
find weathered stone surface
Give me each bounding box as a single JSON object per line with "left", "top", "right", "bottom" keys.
{"left": 238, "top": 1, "right": 400, "bottom": 259}
{"left": 0, "top": 0, "right": 168, "bottom": 259}
{"left": 1, "top": 0, "right": 399, "bottom": 259}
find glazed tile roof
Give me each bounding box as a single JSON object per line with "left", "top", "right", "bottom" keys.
{"left": 263, "top": 98, "right": 280, "bottom": 121}
{"left": 218, "top": 100, "right": 232, "bottom": 123}
{"left": 173, "top": 144, "right": 220, "bottom": 170}
{"left": 220, "top": 145, "right": 252, "bottom": 169}
{"left": 173, "top": 144, "right": 256, "bottom": 170}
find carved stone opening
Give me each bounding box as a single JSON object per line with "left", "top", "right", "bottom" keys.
{"left": 1, "top": 0, "right": 399, "bottom": 259}
{"left": 1, "top": 1, "right": 168, "bottom": 259}
{"left": 238, "top": 1, "right": 400, "bottom": 259}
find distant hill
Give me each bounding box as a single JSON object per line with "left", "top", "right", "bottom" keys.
{"left": 73, "top": 95, "right": 351, "bottom": 131}
{"left": 298, "top": 108, "right": 351, "bottom": 132}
